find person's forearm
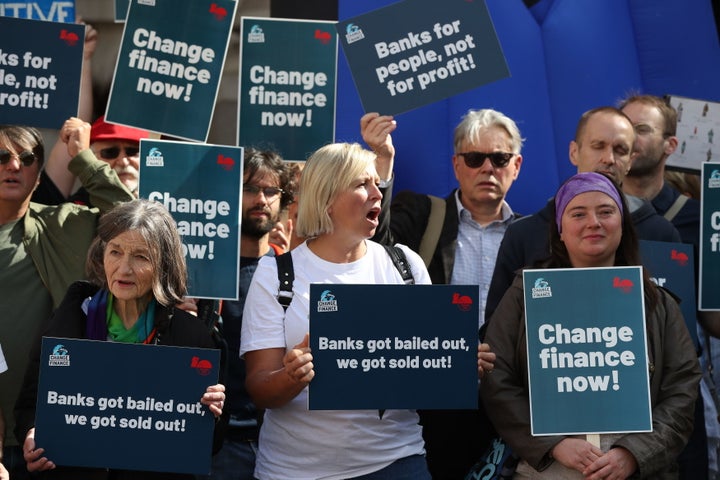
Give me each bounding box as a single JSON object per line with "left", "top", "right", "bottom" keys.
{"left": 246, "top": 367, "right": 307, "bottom": 409}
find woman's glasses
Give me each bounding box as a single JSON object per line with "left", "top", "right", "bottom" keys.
{"left": 0, "top": 149, "right": 37, "bottom": 167}
{"left": 457, "top": 151, "right": 514, "bottom": 169}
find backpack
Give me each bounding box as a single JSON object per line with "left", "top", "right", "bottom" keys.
{"left": 275, "top": 244, "right": 415, "bottom": 311}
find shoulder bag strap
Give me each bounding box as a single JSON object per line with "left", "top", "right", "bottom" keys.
{"left": 418, "top": 194, "right": 446, "bottom": 268}
{"left": 275, "top": 252, "right": 295, "bottom": 311}
{"left": 663, "top": 194, "right": 688, "bottom": 222}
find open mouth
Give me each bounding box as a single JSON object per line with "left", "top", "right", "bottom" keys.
{"left": 366, "top": 207, "right": 380, "bottom": 221}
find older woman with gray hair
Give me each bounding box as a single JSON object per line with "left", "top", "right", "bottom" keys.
{"left": 14, "top": 199, "right": 226, "bottom": 480}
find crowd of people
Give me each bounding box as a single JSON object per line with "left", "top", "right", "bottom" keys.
{"left": 0, "top": 14, "right": 718, "bottom": 480}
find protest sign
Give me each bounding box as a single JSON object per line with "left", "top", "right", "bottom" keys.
{"left": 639, "top": 240, "right": 697, "bottom": 345}
{"left": 336, "top": 0, "right": 509, "bottom": 115}
{"left": 114, "top": 0, "right": 129, "bottom": 22}
{"left": 700, "top": 162, "right": 720, "bottom": 309}
{"left": 0, "top": 0, "right": 74, "bottom": 22}
{"left": 309, "top": 284, "right": 478, "bottom": 410}
{"left": 106, "top": 0, "right": 236, "bottom": 141}
{"left": 523, "top": 267, "right": 651, "bottom": 435}
{"left": 666, "top": 95, "right": 720, "bottom": 172}
{"left": 139, "top": 139, "right": 242, "bottom": 299}
{"left": 238, "top": 17, "right": 337, "bottom": 162}
{"left": 34, "top": 337, "right": 220, "bottom": 474}
{"left": 0, "top": 17, "right": 83, "bottom": 128}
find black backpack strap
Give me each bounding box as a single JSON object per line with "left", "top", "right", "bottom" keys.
{"left": 383, "top": 244, "right": 415, "bottom": 285}
{"left": 275, "top": 251, "right": 295, "bottom": 311}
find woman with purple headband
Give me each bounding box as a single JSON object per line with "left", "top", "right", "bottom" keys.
{"left": 482, "top": 172, "right": 700, "bottom": 479}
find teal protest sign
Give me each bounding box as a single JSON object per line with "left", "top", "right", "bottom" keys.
{"left": 639, "top": 240, "right": 697, "bottom": 346}
{"left": 114, "top": 0, "right": 129, "bottom": 22}
{"left": 34, "top": 337, "right": 220, "bottom": 474}
{"left": 309, "top": 284, "right": 478, "bottom": 410}
{"left": 0, "top": 0, "right": 74, "bottom": 22}
{"left": 0, "top": 17, "right": 83, "bottom": 128}
{"left": 523, "top": 267, "right": 651, "bottom": 435}
{"left": 139, "top": 139, "right": 242, "bottom": 299}
{"left": 238, "top": 17, "right": 337, "bottom": 162}
{"left": 700, "top": 163, "right": 720, "bottom": 310}
{"left": 336, "top": 0, "right": 508, "bottom": 115}
{"left": 106, "top": 0, "right": 236, "bottom": 141}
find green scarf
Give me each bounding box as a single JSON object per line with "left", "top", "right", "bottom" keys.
{"left": 106, "top": 293, "right": 157, "bottom": 343}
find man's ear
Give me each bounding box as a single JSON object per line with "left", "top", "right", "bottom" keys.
{"left": 664, "top": 135, "right": 679, "bottom": 157}
{"left": 568, "top": 141, "right": 579, "bottom": 167}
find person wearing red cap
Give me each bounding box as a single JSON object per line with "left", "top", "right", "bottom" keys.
{"left": 32, "top": 115, "right": 148, "bottom": 206}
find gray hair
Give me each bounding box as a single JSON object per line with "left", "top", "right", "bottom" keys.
{"left": 453, "top": 109, "right": 524, "bottom": 154}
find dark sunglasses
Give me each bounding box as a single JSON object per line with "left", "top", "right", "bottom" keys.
{"left": 243, "top": 184, "right": 284, "bottom": 198}
{"left": 97, "top": 146, "right": 140, "bottom": 160}
{"left": 0, "top": 149, "right": 37, "bottom": 167}
{"left": 458, "top": 151, "right": 514, "bottom": 169}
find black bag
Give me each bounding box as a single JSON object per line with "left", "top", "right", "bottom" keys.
{"left": 465, "top": 437, "right": 519, "bottom": 480}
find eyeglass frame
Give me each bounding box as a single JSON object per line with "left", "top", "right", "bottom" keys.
{"left": 243, "top": 183, "right": 284, "bottom": 199}
{"left": 457, "top": 151, "right": 515, "bottom": 169}
{"left": 0, "top": 149, "right": 38, "bottom": 167}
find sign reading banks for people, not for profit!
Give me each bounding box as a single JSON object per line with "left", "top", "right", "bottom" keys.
{"left": 34, "top": 337, "right": 220, "bottom": 474}
{"left": 309, "top": 284, "right": 479, "bottom": 410}
{"left": 523, "top": 267, "right": 651, "bottom": 436}
{"left": 106, "top": 0, "right": 236, "bottom": 142}
{"left": 0, "top": 0, "right": 75, "bottom": 22}
{"left": 238, "top": 17, "right": 337, "bottom": 162}
{"left": 336, "top": 0, "right": 509, "bottom": 116}
{"left": 0, "top": 17, "right": 83, "bottom": 128}
{"left": 700, "top": 163, "right": 720, "bottom": 310}
{"left": 139, "top": 139, "right": 242, "bottom": 300}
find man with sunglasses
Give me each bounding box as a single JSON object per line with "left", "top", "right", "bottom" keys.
{"left": 362, "top": 108, "right": 523, "bottom": 480}
{"left": 32, "top": 115, "right": 148, "bottom": 207}
{"left": 0, "top": 118, "right": 133, "bottom": 479}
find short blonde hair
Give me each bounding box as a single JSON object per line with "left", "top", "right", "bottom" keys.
{"left": 296, "top": 143, "right": 376, "bottom": 238}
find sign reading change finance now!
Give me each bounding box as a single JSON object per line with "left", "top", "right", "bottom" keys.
{"left": 523, "top": 267, "right": 651, "bottom": 436}
{"left": 106, "top": 0, "right": 236, "bottom": 141}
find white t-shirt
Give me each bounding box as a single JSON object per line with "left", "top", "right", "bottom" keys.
{"left": 241, "top": 240, "right": 431, "bottom": 480}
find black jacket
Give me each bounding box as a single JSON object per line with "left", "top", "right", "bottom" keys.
{"left": 14, "top": 281, "right": 227, "bottom": 480}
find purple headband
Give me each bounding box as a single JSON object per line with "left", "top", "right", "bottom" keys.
{"left": 554, "top": 172, "right": 624, "bottom": 232}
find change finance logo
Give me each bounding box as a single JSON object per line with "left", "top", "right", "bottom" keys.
{"left": 531, "top": 277, "right": 552, "bottom": 299}
{"left": 248, "top": 24, "right": 265, "bottom": 43}
{"left": 49, "top": 344, "right": 70, "bottom": 367}
{"left": 345, "top": 23, "right": 365, "bottom": 44}
{"left": 709, "top": 169, "right": 720, "bottom": 189}
{"left": 613, "top": 276, "right": 634, "bottom": 294}
{"left": 145, "top": 147, "right": 164, "bottom": 167}
{"left": 317, "top": 289, "right": 338, "bottom": 312}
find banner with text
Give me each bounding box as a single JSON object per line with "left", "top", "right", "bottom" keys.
{"left": 309, "top": 284, "right": 478, "bottom": 410}
{"left": 238, "top": 17, "right": 337, "bottom": 162}
{"left": 35, "top": 337, "right": 220, "bottom": 474}
{"left": 0, "top": 17, "right": 83, "bottom": 128}
{"left": 639, "top": 240, "right": 697, "bottom": 346}
{"left": 139, "top": 139, "right": 242, "bottom": 299}
{"left": 336, "top": 0, "right": 508, "bottom": 115}
{"left": 523, "top": 267, "right": 651, "bottom": 435}
{"left": 0, "top": 0, "right": 74, "bottom": 22}
{"left": 700, "top": 163, "right": 720, "bottom": 309}
{"left": 106, "top": 0, "right": 236, "bottom": 141}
